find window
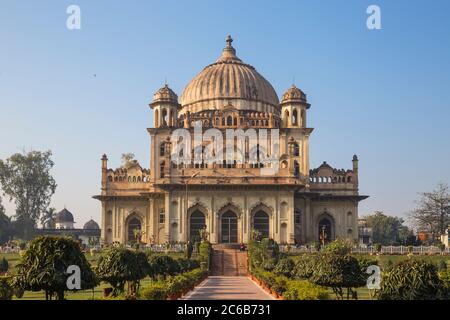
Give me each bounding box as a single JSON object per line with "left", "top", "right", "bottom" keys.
{"left": 294, "top": 143, "right": 300, "bottom": 157}
{"left": 160, "top": 143, "right": 165, "bottom": 157}
{"left": 227, "top": 116, "right": 233, "bottom": 126}
{"left": 159, "top": 210, "right": 165, "bottom": 224}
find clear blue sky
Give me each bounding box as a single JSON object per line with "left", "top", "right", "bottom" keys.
{"left": 1, "top": 0, "right": 449, "bottom": 227}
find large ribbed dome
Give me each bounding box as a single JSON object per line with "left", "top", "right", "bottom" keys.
{"left": 180, "top": 36, "right": 279, "bottom": 114}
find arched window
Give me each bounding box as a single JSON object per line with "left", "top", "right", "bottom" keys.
{"left": 318, "top": 216, "right": 333, "bottom": 243}
{"left": 128, "top": 217, "right": 141, "bottom": 243}
{"left": 292, "top": 109, "right": 298, "bottom": 125}
{"left": 253, "top": 211, "right": 269, "bottom": 238}
{"left": 294, "top": 143, "right": 300, "bottom": 157}
{"left": 189, "top": 210, "right": 206, "bottom": 241}
{"left": 162, "top": 109, "right": 168, "bottom": 126}
{"left": 227, "top": 116, "right": 233, "bottom": 126}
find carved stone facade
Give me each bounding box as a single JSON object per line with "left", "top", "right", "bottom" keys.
{"left": 93, "top": 36, "right": 368, "bottom": 245}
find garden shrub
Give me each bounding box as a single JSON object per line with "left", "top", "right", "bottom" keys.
{"left": 96, "top": 246, "right": 148, "bottom": 296}
{"left": 293, "top": 254, "right": 317, "bottom": 280}
{"left": 199, "top": 241, "right": 212, "bottom": 269}
{"left": 141, "top": 268, "right": 207, "bottom": 300}
{"left": 0, "top": 276, "right": 13, "bottom": 300}
{"left": 148, "top": 255, "right": 178, "bottom": 279}
{"left": 283, "top": 280, "right": 329, "bottom": 300}
{"left": 322, "top": 238, "right": 352, "bottom": 255}
{"left": 437, "top": 260, "right": 447, "bottom": 272}
{"left": 141, "top": 282, "right": 168, "bottom": 300}
{"left": 273, "top": 258, "right": 295, "bottom": 277}
{"left": 310, "top": 253, "right": 366, "bottom": 300}
{"left": 378, "top": 259, "right": 445, "bottom": 300}
{"left": 0, "top": 258, "right": 8, "bottom": 273}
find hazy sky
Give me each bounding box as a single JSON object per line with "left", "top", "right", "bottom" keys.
{"left": 1, "top": 0, "right": 449, "bottom": 227}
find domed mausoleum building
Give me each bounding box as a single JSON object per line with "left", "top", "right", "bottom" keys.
{"left": 94, "top": 36, "right": 368, "bottom": 245}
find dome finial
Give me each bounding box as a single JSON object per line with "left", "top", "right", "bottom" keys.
{"left": 226, "top": 35, "right": 233, "bottom": 48}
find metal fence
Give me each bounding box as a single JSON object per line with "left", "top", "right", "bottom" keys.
{"left": 279, "top": 245, "right": 450, "bottom": 255}
{"left": 0, "top": 247, "right": 20, "bottom": 254}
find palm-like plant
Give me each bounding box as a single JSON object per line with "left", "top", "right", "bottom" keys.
{"left": 40, "top": 207, "right": 56, "bottom": 229}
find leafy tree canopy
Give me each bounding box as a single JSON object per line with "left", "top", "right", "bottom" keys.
{"left": 13, "top": 236, "right": 97, "bottom": 300}
{"left": 0, "top": 150, "right": 57, "bottom": 239}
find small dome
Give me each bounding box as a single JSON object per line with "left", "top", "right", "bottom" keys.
{"left": 54, "top": 208, "right": 74, "bottom": 223}
{"left": 281, "top": 85, "right": 307, "bottom": 104}
{"left": 83, "top": 219, "right": 100, "bottom": 230}
{"left": 151, "top": 84, "right": 179, "bottom": 105}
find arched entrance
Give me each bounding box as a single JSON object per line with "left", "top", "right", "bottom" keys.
{"left": 253, "top": 210, "right": 269, "bottom": 238}
{"left": 189, "top": 210, "right": 206, "bottom": 241}
{"left": 221, "top": 211, "right": 238, "bottom": 243}
{"left": 128, "top": 217, "right": 142, "bottom": 243}
{"left": 318, "top": 216, "right": 333, "bottom": 244}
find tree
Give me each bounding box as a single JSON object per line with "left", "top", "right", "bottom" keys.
{"left": 0, "top": 198, "right": 13, "bottom": 244}
{"left": 13, "top": 236, "right": 97, "bottom": 300}
{"left": 0, "top": 150, "right": 57, "bottom": 239}
{"left": 96, "top": 247, "right": 149, "bottom": 297}
{"left": 409, "top": 183, "right": 450, "bottom": 242}
{"left": 310, "top": 252, "right": 366, "bottom": 300}
{"left": 365, "top": 211, "right": 411, "bottom": 245}
{"left": 121, "top": 153, "right": 136, "bottom": 169}
{"left": 40, "top": 207, "right": 56, "bottom": 229}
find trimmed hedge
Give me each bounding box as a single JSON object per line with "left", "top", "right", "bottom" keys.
{"left": 251, "top": 268, "right": 328, "bottom": 300}
{"left": 283, "top": 280, "right": 329, "bottom": 300}
{"left": 141, "top": 268, "right": 208, "bottom": 300}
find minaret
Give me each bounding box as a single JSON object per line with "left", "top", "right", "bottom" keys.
{"left": 352, "top": 155, "right": 359, "bottom": 186}
{"left": 101, "top": 154, "right": 108, "bottom": 192}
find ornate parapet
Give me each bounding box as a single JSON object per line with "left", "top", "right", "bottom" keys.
{"left": 309, "top": 161, "right": 357, "bottom": 188}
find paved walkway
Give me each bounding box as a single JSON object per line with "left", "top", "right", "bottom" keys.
{"left": 182, "top": 276, "right": 275, "bottom": 300}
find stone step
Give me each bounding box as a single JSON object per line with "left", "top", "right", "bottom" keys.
{"left": 210, "top": 248, "right": 248, "bottom": 276}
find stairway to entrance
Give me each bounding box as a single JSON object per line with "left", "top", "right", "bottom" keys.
{"left": 211, "top": 245, "right": 247, "bottom": 276}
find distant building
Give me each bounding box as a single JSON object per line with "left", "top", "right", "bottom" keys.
{"left": 358, "top": 218, "right": 373, "bottom": 245}
{"left": 36, "top": 208, "right": 101, "bottom": 246}
{"left": 55, "top": 208, "right": 75, "bottom": 229}
{"left": 440, "top": 227, "right": 450, "bottom": 248}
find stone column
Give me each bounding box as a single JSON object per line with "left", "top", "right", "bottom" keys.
{"left": 164, "top": 192, "right": 170, "bottom": 242}
{"left": 101, "top": 201, "right": 106, "bottom": 244}
{"left": 288, "top": 194, "right": 295, "bottom": 244}
{"left": 304, "top": 198, "right": 312, "bottom": 242}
